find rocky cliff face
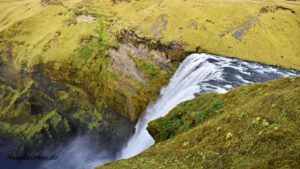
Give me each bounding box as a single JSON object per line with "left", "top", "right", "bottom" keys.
{"left": 0, "top": 0, "right": 186, "bottom": 155}
{"left": 0, "top": 0, "right": 299, "bottom": 157}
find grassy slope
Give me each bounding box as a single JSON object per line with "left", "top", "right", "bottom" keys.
{"left": 0, "top": 0, "right": 176, "bottom": 121}
{"left": 99, "top": 76, "right": 300, "bottom": 169}
{"left": 1, "top": 0, "right": 300, "bottom": 71}
{"left": 113, "top": 0, "right": 300, "bottom": 70}
{"left": 1, "top": 0, "right": 299, "bottom": 119}
{"left": 0, "top": 0, "right": 42, "bottom": 32}
{"left": 0, "top": 0, "right": 112, "bottom": 69}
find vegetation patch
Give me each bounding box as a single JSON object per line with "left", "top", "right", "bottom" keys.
{"left": 99, "top": 77, "right": 300, "bottom": 169}
{"left": 148, "top": 94, "right": 225, "bottom": 142}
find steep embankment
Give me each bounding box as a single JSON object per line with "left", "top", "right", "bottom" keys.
{"left": 99, "top": 76, "right": 300, "bottom": 169}
{"left": 0, "top": 0, "right": 299, "bottom": 157}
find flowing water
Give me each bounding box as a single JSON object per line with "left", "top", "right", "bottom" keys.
{"left": 119, "top": 53, "right": 300, "bottom": 159}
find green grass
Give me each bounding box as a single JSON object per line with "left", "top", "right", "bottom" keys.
{"left": 98, "top": 76, "right": 300, "bottom": 169}
{"left": 148, "top": 95, "right": 225, "bottom": 142}
{"left": 3, "top": 0, "right": 299, "bottom": 70}
{"left": 112, "top": 0, "right": 300, "bottom": 70}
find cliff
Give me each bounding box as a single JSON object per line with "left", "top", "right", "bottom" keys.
{"left": 0, "top": 0, "right": 299, "bottom": 157}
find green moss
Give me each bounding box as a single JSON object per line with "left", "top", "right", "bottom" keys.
{"left": 0, "top": 110, "right": 69, "bottom": 141}
{"left": 151, "top": 114, "right": 183, "bottom": 140}
{"left": 135, "top": 58, "right": 159, "bottom": 76}
{"left": 77, "top": 19, "right": 112, "bottom": 60}
{"left": 1, "top": 80, "right": 33, "bottom": 117}
{"left": 78, "top": 45, "right": 95, "bottom": 60}
{"left": 64, "top": 9, "right": 73, "bottom": 21}
{"left": 104, "top": 71, "right": 118, "bottom": 79}
{"left": 134, "top": 57, "right": 172, "bottom": 90}
{"left": 58, "top": 91, "right": 69, "bottom": 100}
{"left": 148, "top": 95, "right": 225, "bottom": 142}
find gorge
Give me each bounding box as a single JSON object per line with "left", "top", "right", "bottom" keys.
{"left": 45, "top": 53, "right": 300, "bottom": 169}
{"left": 0, "top": 0, "right": 300, "bottom": 168}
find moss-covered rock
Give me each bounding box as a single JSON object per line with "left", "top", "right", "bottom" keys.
{"left": 0, "top": 65, "right": 135, "bottom": 155}
{"left": 147, "top": 95, "right": 225, "bottom": 142}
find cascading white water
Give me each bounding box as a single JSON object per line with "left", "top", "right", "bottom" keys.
{"left": 119, "top": 53, "right": 300, "bottom": 159}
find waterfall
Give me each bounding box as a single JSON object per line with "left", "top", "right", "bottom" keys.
{"left": 37, "top": 53, "right": 299, "bottom": 169}
{"left": 119, "top": 53, "right": 300, "bottom": 159}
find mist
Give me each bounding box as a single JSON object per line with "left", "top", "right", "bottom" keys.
{"left": 39, "top": 136, "right": 115, "bottom": 169}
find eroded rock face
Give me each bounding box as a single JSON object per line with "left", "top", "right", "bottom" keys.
{"left": 109, "top": 44, "right": 148, "bottom": 85}
{"left": 116, "top": 29, "right": 188, "bottom": 62}
{"left": 109, "top": 43, "right": 173, "bottom": 84}
{"left": 105, "top": 29, "right": 189, "bottom": 121}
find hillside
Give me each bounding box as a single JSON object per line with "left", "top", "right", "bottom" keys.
{"left": 0, "top": 0, "right": 300, "bottom": 160}
{"left": 99, "top": 76, "right": 300, "bottom": 169}
{"left": 112, "top": 0, "right": 300, "bottom": 70}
